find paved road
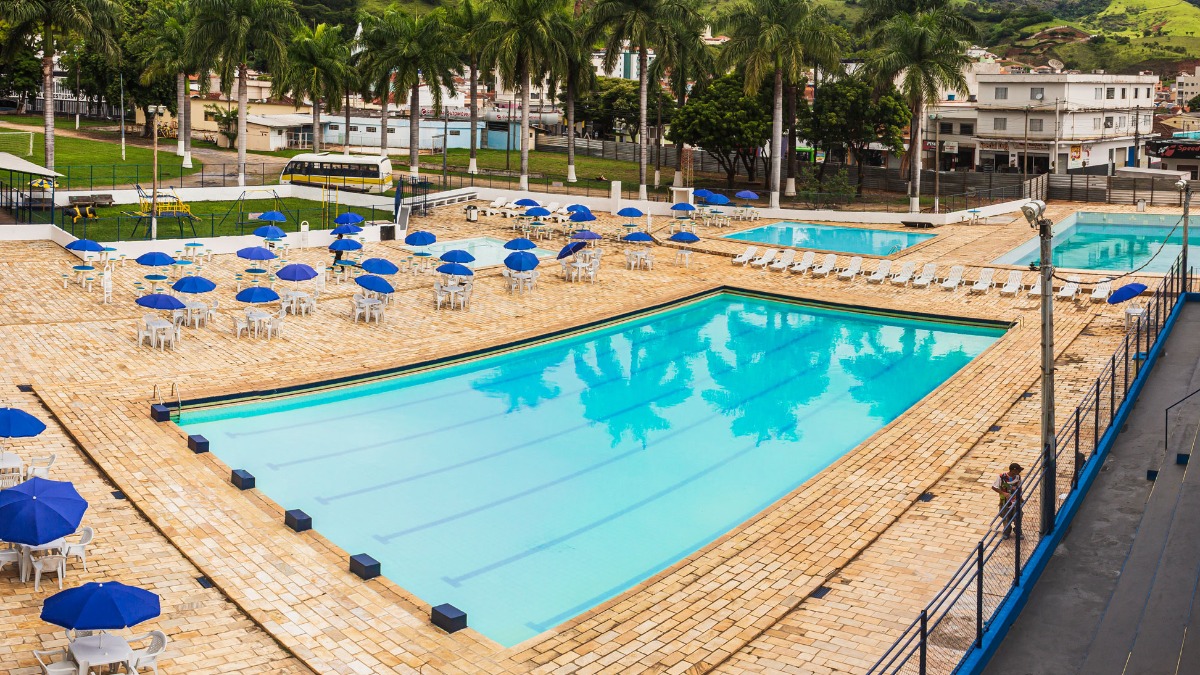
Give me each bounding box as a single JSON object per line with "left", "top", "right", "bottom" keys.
{"left": 986, "top": 303, "right": 1200, "bottom": 675}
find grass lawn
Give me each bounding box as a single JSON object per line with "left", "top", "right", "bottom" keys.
{"left": 6, "top": 130, "right": 206, "bottom": 188}
{"left": 61, "top": 197, "right": 392, "bottom": 242}
{"left": 0, "top": 114, "right": 116, "bottom": 129}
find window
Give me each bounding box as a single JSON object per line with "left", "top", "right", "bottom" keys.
{"left": 994, "top": 86, "right": 1008, "bottom": 100}
{"left": 1095, "top": 87, "right": 1103, "bottom": 99}
{"left": 1106, "top": 88, "right": 1115, "bottom": 99}
{"left": 1104, "top": 116, "right": 1114, "bottom": 128}
{"left": 449, "top": 129, "right": 461, "bottom": 136}
{"left": 1134, "top": 87, "right": 1140, "bottom": 99}
{"left": 329, "top": 124, "right": 339, "bottom": 130}
{"left": 366, "top": 126, "right": 377, "bottom": 133}
{"left": 1029, "top": 119, "right": 1044, "bottom": 132}
{"left": 939, "top": 122, "right": 953, "bottom": 134}
{"left": 349, "top": 125, "right": 359, "bottom": 132}
{"left": 1118, "top": 116, "right": 1126, "bottom": 128}
{"left": 1094, "top": 117, "right": 1102, "bottom": 130}
{"left": 993, "top": 117, "right": 1007, "bottom": 131}
{"left": 959, "top": 123, "right": 974, "bottom": 135}
{"left": 1121, "top": 87, "right": 1127, "bottom": 98}
{"left": 387, "top": 127, "right": 395, "bottom": 134}
{"left": 1147, "top": 87, "right": 1153, "bottom": 98}
{"left": 1144, "top": 114, "right": 1152, "bottom": 125}
{"left": 1030, "top": 87, "right": 1044, "bottom": 100}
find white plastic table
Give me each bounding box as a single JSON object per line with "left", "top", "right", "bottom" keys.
{"left": 70, "top": 634, "right": 133, "bottom": 674}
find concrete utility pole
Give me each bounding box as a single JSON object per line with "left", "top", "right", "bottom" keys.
{"left": 1023, "top": 198, "right": 1056, "bottom": 536}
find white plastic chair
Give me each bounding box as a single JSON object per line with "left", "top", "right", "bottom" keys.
{"left": 769, "top": 249, "right": 796, "bottom": 272}
{"left": 352, "top": 298, "right": 371, "bottom": 322}
{"left": 837, "top": 256, "right": 863, "bottom": 280}
{"left": 749, "top": 249, "right": 778, "bottom": 269}
{"left": 0, "top": 546, "right": 18, "bottom": 574}
{"left": 126, "top": 630, "right": 168, "bottom": 675}
{"left": 866, "top": 260, "right": 893, "bottom": 284}
{"left": 434, "top": 284, "right": 452, "bottom": 310}
{"left": 1057, "top": 276, "right": 1081, "bottom": 301}
{"left": 27, "top": 453, "right": 55, "bottom": 479}
{"left": 33, "top": 554, "right": 66, "bottom": 591}
{"left": 731, "top": 246, "right": 758, "bottom": 265}
{"left": 0, "top": 473, "right": 22, "bottom": 489}
{"left": 1090, "top": 281, "right": 1112, "bottom": 303}
{"left": 789, "top": 251, "right": 816, "bottom": 275}
{"left": 969, "top": 268, "right": 995, "bottom": 294}
{"left": 889, "top": 261, "right": 916, "bottom": 286}
{"left": 999, "top": 270, "right": 1024, "bottom": 296}
{"left": 810, "top": 254, "right": 838, "bottom": 278}
{"left": 940, "top": 265, "right": 965, "bottom": 291}
{"left": 232, "top": 315, "right": 249, "bottom": 338}
{"left": 61, "top": 527, "right": 93, "bottom": 570}
{"left": 1028, "top": 275, "right": 1042, "bottom": 297}
{"left": 911, "top": 263, "right": 939, "bottom": 288}
{"left": 135, "top": 320, "right": 154, "bottom": 348}
{"left": 33, "top": 648, "right": 78, "bottom": 675}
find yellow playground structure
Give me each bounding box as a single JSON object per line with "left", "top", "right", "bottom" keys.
{"left": 136, "top": 185, "right": 193, "bottom": 217}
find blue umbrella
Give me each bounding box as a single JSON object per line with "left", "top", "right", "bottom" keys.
{"left": 0, "top": 408, "right": 46, "bottom": 438}
{"left": 504, "top": 251, "right": 540, "bottom": 271}
{"left": 361, "top": 258, "right": 399, "bottom": 275}
{"left": 0, "top": 477, "right": 88, "bottom": 546}
{"left": 566, "top": 204, "right": 591, "bottom": 213}
{"left": 257, "top": 211, "right": 287, "bottom": 222}
{"left": 237, "top": 246, "right": 277, "bottom": 261}
{"left": 670, "top": 203, "right": 696, "bottom": 212}
{"left": 707, "top": 194, "right": 730, "bottom": 206}
{"left": 136, "top": 293, "right": 187, "bottom": 310}
{"left": 440, "top": 249, "right": 476, "bottom": 264}
{"left": 253, "top": 225, "right": 286, "bottom": 239}
{"left": 331, "top": 224, "right": 364, "bottom": 236}
{"left": 572, "top": 230, "right": 602, "bottom": 241}
{"left": 437, "top": 263, "right": 474, "bottom": 276}
{"left": 355, "top": 274, "right": 395, "bottom": 294}
{"left": 276, "top": 263, "right": 318, "bottom": 282}
{"left": 693, "top": 188, "right": 713, "bottom": 199}
{"left": 557, "top": 242, "right": 586, "bottom": 259}
{"left": 135, "top": 252, "right": 175, "bottom": 267}
{"left": 42, "top": 582, "right": 161, "bottom": 631}
{"left": 65, "top": 239, "right": 105, "bottom": 253}
{"left": 668, "top": 231, "right": 701, "bottom": 244}
{"left": 736, "top": 190, "right": 759, "bottom": 200}
{"left": 329, "top": 238, "right": 363, "bottom": 252}
{"left": 570, "top": 211, "right": 597, "bottom": 223}
{"left": 404, "top": 231, "right": 436, "bottom": 246}
{"left": 235, "top": 287, "right": 281, "bottom": 304}
{"left": 524, "top": 207, "right": 551, "bottom": 218}
{"left": 617, "top": 207, "right": 644, "bottom": 218}
{"left": 1108, "top": 282, "right": 1147, "bottom": 304}
{"left": 171, "top": 277, "right": 216, "bottom": 294}
{"left": 623, "top": 231, "right": 654, "bottom": 243}
{"left": 334, "top": 212, "right": 365, "bottom": 225}
{"left": 514, "top": 198, "right": 540, "bottom": 207}
{"left": 504, "top": 238, "right": 538, "bottom": 251}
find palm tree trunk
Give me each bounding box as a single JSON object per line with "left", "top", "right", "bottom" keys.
{"left": 654, "top": 94, "right": 662, "bottom": 188}
{"left": 785, "top": 83, "right": 797, "bottom": 197}
{"left": 469, "top": 60, "right": 479, "bottom": 174}
{"left": 673, "top": 71, "right": 685, "bottom": 187}
{"left": 637, "top": 46, "right": 648, "bottom": 200}
{"left": 237, "top": 63, "right": 249, "bottom": 186}
{"left": 769, "top": 66, "right": 783, "bottom": 209}
{"left": 344, "top": 88, "right": 351, "bottom": 154}
{"left": 41, "top": 24, "right": 55, "bottom": 171}
{"left": 176, "top": 73, "right": 186, "bottom": 157}
{"left": 566, "top": 73, "right": 576, "bottom": 183}
{"left": 380, "top": 83, "right": 390, "bottom": 155}
{"left": 519, "top": 67, "right": 530, "bottom": 191}
{"left": 312, "top": 99, "right": 322, "bottom": 152}
{"left": 909, "top": 98, "right": 922, "bottom": 213}
{"left": 410, "top": 82, "right": 420, "bottom": 177}
{"left": 182, "top": 82, "right": 193, "bottom": 169}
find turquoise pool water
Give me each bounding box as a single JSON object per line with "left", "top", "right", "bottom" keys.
{"left": 723, "top": 222, "right": 935, "bottom": 255}
{"left": 995, "top": 212, "right": 1198, "bottom": 273}
{"left": 179, "top": 294, "right": 1001, "bottom": 646}
{"left": 405, "top": 236, "right": 556, "bottom": 268}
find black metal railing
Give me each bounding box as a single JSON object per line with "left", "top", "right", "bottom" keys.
{"left": 869, "top": 254, "right": 1190, "bottom": 675}
{"left": 59, "top": 204, "right": 399, "bottom": 241}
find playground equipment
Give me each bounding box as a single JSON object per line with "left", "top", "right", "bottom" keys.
{"left": 126, "top": 184, "right": 200, "bottom": 239}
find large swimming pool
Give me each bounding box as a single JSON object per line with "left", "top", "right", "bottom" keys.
{"left": 723, "top": 222, "right": 935, "bottom": 255}
{"left": 404, "top": 235, "right": 556, "bottom": 268}
{"left": 994, "top": 212, "right": 1198, "bottom": 273}
{"left": 179, "top": 294, "right": 1002, "bottom": 646}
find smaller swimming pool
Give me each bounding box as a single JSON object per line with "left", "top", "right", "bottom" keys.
{"left": 723, "top": 222, "right": 934, "bottom": 256}
{"left": 405, "top": 236, "right": 557, "bottom": 268}
{"left": 994, "top": 212, "right": 1198, "bottom": 273}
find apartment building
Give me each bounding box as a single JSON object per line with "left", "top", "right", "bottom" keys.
{"left": 1176, "top": 67, "right": 1200, "bottom": 107}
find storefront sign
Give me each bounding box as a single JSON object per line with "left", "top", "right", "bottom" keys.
{"left": 1069, "top": 144, "right": 1091, "bottom": 169}
{"left": 943, "top": 141, "right": 959, "bottom": 154}
{"left": 980, "top": 141, "right": 1009, "bottom": 151}
{"left": 1148, "top": 141, "right": 1200, "bottom": 159}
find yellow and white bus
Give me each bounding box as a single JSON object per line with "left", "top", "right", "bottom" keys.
{"left": 279, "top": 153, "right": 393, "bottom": 193}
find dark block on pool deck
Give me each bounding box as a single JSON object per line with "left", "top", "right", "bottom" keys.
{"left": 230, "top": 469, "right": 255, "bottom": 490}
{"left": 284, "top": 509, "right": 312, "bottom": 532}
{"left": 150, "top": 403, "right": 171, "bottom": 422}
{"left": 1178, "top": 453, "right": 1191, "bottom": 466}
{"left": 187, "top": 432, "right": 211, "bottom": 454}
{"left": 350, "top": 554, "right": 380, "bottom": 580}
{"left": 432, "top": 603, "right": 467, "bottom": 633}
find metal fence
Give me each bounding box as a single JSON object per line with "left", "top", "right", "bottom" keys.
{"left": 869, "top": 254, "right": 1190, "bottom": 675}
{"left": 1048, "top": 175, "right": 1195, "bottom": 206}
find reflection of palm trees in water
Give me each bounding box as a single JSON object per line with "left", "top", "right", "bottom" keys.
{"left": 703, "top": 303, "right": 832, "bottom": 443}
{"left": 839, "top": 323, "right": 973, "bottom": 420}
{"left": 572, "top": 313, "right": 711, "bottom": 447}
{"left": 471, "top": 352, "right": 564, "bottom": 413}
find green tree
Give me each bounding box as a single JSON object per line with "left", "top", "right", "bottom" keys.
{"left": 294, "top": 0, "right": 358, "bottom": 27}
{"left": 667, "top": 74, "right": 769, "bottom": 187}
{"left": 191, "top": 0, "right": 297, "bottom": 185}
{"left": 590, "top": 0, "right": 697, "bottom": 199}
{"left": 556, "top": 10, "right": 594, "bottom": 183}
{"left": 2, "top": 0, "right": 122, "bottom": 169}
{"left": 276, "top": 22, "right": 349, "bottom": 153}
{"left": 357, "top": 7, "right": 400, "bottom": 156}
{"left": 135, "top": 0, "right": 198, "bottom": 164}
{"left": 477, "top": 0, "right": 570, "bottom": 190}
{"left": 571, "top": 76, "right": 673, "bottom": 141}
{"left": 806, "top": 75, "right": 910, "bottom": 195}
{"left": 0, "top": 27, "right": 44, "bottom": 115}
{"left": 1188, "top": 94, "right": 1200, "bottom": 111}
{"left": 717, "top": 0, "right": 840, "bottom": 208}
{"left": 647, "top": 3, "right": 714, "bottom": 186}
{"left": 447, "top": 0, "right": 489, "bottom": 175}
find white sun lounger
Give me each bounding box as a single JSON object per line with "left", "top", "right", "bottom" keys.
{"left": 1090, "top": 280, "right": 1112, "bottom": 303}
{"left": 789, "top": 251, "right": 816, "bottom": 275}
{"left": 910, "top": 263, "right": 938, "bottom": 288}
{"left": 749, "top": 249, "right": 779, "bottom": 269}
{"left": 838, "top": 256, "right": 863, "bottom": 280}
{"left": 732, "top": 246, "right": 758, "bottom": 265}
{"left": 769, "top": 249, "right": 796, "bottom": 272}
{"left": 866, "top": 259, "right": 893, "bottom": 284}
{"left": 940, "top": 265, "right": 965, "bottom": 291}
{"left": 810, "top": 253, "right": 838, "bottom": 277}
{"left": 889, "top": 261, "right": 916, "bottom": 286}
{"left": 969, "top": 268, "right": 995, "bottom": 294}
{"left": 1056, "top": 276, "right": 1081, "bottom": 301}
{"left": 998, "top": 270, "right": 1024, "bottom": 296}
{"left": 1028, "top": 275, "right": 1042, "bottom": 296}
{"left": 481, "top": 197, "right": 507, "bottom": 216}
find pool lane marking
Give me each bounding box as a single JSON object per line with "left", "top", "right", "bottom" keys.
{"left": 312, "top": 317, "right": 826, "bottom": 506}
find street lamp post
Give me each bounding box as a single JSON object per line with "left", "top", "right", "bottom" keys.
{"left": 147, "top": 104, "right": 165, "bottom": 241}
{"left": 1023, "top": 199, "right": 1056, "bottom": 536}
{"left": 929, "top": 113, "right": 943, "bottom": 214}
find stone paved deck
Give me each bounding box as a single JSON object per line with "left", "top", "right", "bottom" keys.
{"left": 0, "top": 199, "right": 1159, "bottom": 673}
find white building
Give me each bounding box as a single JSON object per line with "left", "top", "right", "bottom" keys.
{"left": 1176, "top": 67, "right": 1200, "bottom": 107}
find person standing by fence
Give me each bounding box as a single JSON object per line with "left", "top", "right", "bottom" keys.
{"left": 992, "top": 463, "right": 1024, "bottom": 540}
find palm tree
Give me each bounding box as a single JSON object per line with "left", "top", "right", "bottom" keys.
{"left": 448, "top": 0, "right": 489, "bottom": 175}
{"left": 867, "top": 8, "right": 972, "bottom": 212}
{"left": 135, "top": 1, "right": 190, "bottom": 162}
{"left": 191, "top": 0, "right": 297, "bottom": 186}
{"left": 590, "top": 0, "right": 696, "bottom": 200}
{"left": 718, "top": 0, "right": 839, "bottom": 209}
{"left": 647, "top": 5, "right": 713, "bottom": 187}
{"left": 477, "top": 0, "right": 570, "bottom": 191}
{"left": 557, "top": 12, "right": 594, "bottom": 184}
{"left": 277, "top": 23, "right": 348, "bottom": 153}
{"left": 357, "top": 10, "right": 400, "bottom": 156}
{"left": 3, "top": 0, "right": 121, "bottom": 170}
